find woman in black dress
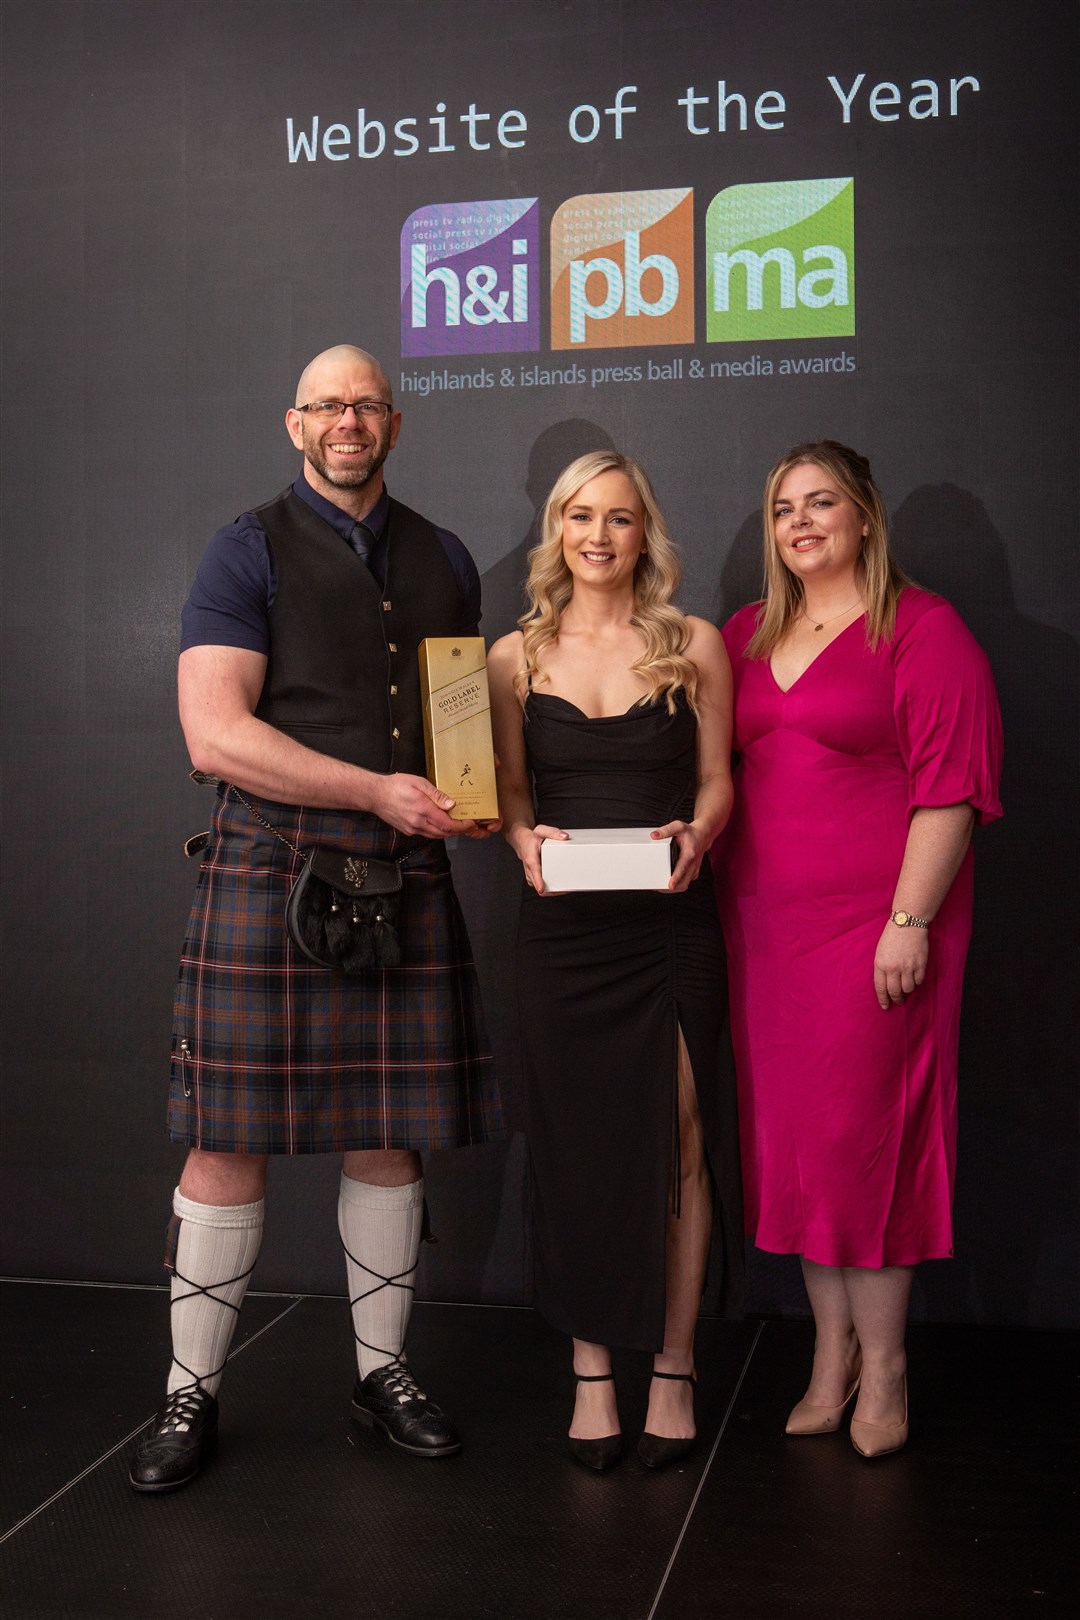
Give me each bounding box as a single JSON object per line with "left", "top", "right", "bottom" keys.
{"left": 488, "top": 451, "right": 741, "bottom": 1470}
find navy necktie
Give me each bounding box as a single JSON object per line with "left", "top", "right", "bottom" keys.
{"left": 348, "top": 522, "right": 373, "bottom": 566}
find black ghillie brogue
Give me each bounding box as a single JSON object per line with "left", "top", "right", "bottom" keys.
{"left": 129, "top": 1385, "right": 218, "bottom": 1492}
{"left": 351, "top": 1361, "right": 461, "bottom": 1457}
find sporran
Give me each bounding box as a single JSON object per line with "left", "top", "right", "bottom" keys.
{"left": 231, "top": 789, "right": 415, "bottom": 972}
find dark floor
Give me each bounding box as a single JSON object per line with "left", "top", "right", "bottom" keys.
{"left": 1, "top": 1282, "right": 1075, "bottom": 1619}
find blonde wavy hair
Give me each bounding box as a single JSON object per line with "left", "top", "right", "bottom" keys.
{"left": 517, "top": 451, "right": 698, "bottom": 713}
{"left": 745, "top": 440, "right": 913, "bottom": 659}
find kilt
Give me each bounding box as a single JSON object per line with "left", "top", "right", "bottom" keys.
{"left": 167, "top": 786, "right": 501, "bottom": 1154}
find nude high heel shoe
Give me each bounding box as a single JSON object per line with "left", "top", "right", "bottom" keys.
{"left": 850, "top": 1376, "right": 909, "bottom": 1458}
{"left": 784, "top": 1367, "right": 862, "bottom": 1436}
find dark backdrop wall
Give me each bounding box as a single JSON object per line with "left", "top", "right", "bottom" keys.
{"left": 2, "top": 0, "right": 1076, "bottom": 1329}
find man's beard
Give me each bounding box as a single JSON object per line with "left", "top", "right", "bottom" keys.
{"left": 303, "top": 427, "right": 389, "bottom": 489}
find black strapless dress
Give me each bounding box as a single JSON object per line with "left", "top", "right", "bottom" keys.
{"left": 517, "top": 691, "right": 743, "bottom": 1352}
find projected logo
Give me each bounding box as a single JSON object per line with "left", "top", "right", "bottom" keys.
{"left": 705, "top": 178, "right": 855, "bottom": 343}
{"left": 400, "top": 198, "right": 540, "bottom": 357}
{"left": 551, "top": 189, "right": 694, "bottom": 350}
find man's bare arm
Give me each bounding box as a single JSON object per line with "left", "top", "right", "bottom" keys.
{"left": 178, "top": 644, "right": 465, "bottom": 840}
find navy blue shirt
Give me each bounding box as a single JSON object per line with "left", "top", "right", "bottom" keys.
{"left": 181, "top": 480, "right": 481, "bottom": 654}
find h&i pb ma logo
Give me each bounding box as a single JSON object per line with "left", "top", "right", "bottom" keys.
{"left": 400, "top": 180, "right": 854, "bottom": 356}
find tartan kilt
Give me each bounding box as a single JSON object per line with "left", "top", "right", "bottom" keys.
{"left": 167, "top": 786, "right": 501, "bottom": 1154}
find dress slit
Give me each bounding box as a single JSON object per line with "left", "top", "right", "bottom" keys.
{"left": 672, "top": 1011, "right": 743, "bottom": 1320}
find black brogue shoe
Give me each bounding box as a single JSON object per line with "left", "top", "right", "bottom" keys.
{"left": 351, "top": 1361, "right": 461, "bottom": 1458}
{"left": 129, "top": 1386, "right": 218, "bottom": 1492}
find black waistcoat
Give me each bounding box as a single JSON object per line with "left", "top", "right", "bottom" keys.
{"left": 252, "top": 487, "right": 465, "bottom": 775}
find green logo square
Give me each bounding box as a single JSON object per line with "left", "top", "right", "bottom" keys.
{"left": 705, "top": 178, "right": 855, "bottom": 343}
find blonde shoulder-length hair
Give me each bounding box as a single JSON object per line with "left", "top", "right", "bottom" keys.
{"left": 745, "top": 440, "right": 913, "bottom": 660}
{"left": 517, "top": 450, "right": 698, "bottom": 714}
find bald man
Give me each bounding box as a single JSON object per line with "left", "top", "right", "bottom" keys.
{"left": 130, "top": 347, "right": 501, "bottom": 1492}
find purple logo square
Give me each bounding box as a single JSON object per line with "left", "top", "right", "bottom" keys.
{"left": 400, "top": 199, "right": 540, "bottom": 358}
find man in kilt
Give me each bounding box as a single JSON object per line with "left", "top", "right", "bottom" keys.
{"left": 130, "top": 346, "right": 502, "bottom": 1492}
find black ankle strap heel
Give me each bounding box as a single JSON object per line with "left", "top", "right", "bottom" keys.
{"left": 638, "top": 1371, "right": 697, "bottom": 1471}
{"left": 569, "top": 1373, "right": 622, "bottom": 1472}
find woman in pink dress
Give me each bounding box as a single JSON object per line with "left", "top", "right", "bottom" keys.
{"left": 713, "top": 441, "right": 1002, "bottom": 1457}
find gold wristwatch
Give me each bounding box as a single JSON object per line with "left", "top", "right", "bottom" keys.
{"left": 890, "top": 910, "right": 929, "bottom": 929}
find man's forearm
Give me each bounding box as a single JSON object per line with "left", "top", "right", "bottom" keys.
{"left": 187, "top": 710, "right": 385, "bottom": 813}
{"left": 178, "top": 646, "right": 467, "bottom": 839}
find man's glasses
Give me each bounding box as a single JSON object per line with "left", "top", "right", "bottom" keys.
{"left": 297, "top": 400, "right": 393, "bottom": 421}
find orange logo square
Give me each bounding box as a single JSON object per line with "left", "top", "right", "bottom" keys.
{"left": 551, "top": 189, "right": 695, "bottom": 350}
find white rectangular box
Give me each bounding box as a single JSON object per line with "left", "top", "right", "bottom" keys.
{"left": 539, "top": 827, "right": 673, "bottom": 893}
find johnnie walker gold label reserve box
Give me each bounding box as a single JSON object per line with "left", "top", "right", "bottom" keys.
{"left": 417, "top": 637, "right": 499, "bottom": 822}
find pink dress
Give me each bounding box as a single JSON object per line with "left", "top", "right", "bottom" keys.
{"left": 713, "top": 589, "right": 1003, "bottom": 1268}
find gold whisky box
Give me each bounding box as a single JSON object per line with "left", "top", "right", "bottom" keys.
{"left": 417, "top": 637, "right": 500, "bottom": 822}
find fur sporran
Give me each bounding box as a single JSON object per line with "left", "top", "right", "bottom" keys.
{"left": 228, "top": 789, "right": 414, "bottom": 974}
{"left": 285, "top": 848, "right": 404, "bottom": 972}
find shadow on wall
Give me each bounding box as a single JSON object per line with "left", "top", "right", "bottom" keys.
{"left": 892, "top": 485, "right": 1079, "bottom": 1329}
{"left": 710, "top": 508, "right": 764, "bottom": 629}
{"left": 707, "top": 485, "right": 1079, "bottom": 1329}
{"left": 480, "top": 418, "right": 618, "bottom": 645}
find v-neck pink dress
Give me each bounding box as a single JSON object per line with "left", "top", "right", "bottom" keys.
{"left": 712, "top": 589, "right": 1002, "bottom": 1268}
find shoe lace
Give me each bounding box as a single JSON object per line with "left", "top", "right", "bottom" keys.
{"left": 153, "top": 1385, "right": 210, "bottom": 1436}
{"left": 376, "top": 1360, "right": 427, "bottom": 1406}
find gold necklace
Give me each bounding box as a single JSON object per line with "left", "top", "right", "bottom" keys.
{"left": 801, "top": 599, "right": 863, "bottom": 633}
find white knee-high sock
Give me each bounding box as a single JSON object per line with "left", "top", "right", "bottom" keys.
{"left": 167, "top": 1190, "right": 264, "bottom": 1399}
{"left": 338, "top": 1174, "right": 424, "bottom": 1379}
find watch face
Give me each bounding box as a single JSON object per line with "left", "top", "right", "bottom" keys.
{"left": 893, "top": 912, "right": 910, "bottom": 926}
